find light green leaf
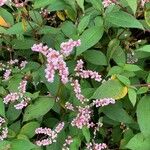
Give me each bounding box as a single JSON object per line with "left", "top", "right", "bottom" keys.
{"left": 0, "top": 98, "right": 5, "bottom": 117}
{"left": 11, "top": 139, "right": 36, "bottom": 150}
{"left": 20, "top": 122, "right": 40, "bottom": 138}
{"left": 82, "top": 127, "right": 90, "bottom": 142}
{"left": 137, "top": 96, "right": 150, "bottom": 137}
{"left": 33, "top": 0, "right": 51, "bottom": 9}
{"left": 116, "top": 75, "right": 130, "bottom": 86}
{"left": 128, "top": 88, "right": 137, "bottom": 106}
{"left": 83, "top": 50, "right": 107, "bottom": 66}
{"left": 92, "top": 79, "right": 127, "bottom": 100}
{"left": 76, "top": 0, "right": 84, "bottom": 12}
{"left": 77, "top": 15, "right": 91, "bottom": 34}
{"left": 105, "top": 10, "right": 144, "bottom": 29}
{"left": 123, "top": 64, "right": 141, "bottom": 72}
{"left": 136, "top": 45, "right": 150, "bottom": 52}
{"left": 103, "top": 103, "right": 134, "bottom": 123}
{"left": 0, "top": 141, "right": 11, "bottom": 150}
{"left": 23, "top": 96, "right": 54, "bottom": 121}
{"left": 76, "top": 26, "right": 104, "bottom": 56}
{"left": 126, "top": 133, "right": 150, "bottom": 150}
{"left": 125, "top": 0, "right": 137, "bottom": 14}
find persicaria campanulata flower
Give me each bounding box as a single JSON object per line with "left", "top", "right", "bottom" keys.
{"left": 0, "top": 117, "right": 8, "bottom": 141}
{"left": 86, "top": 142, "right": 107, "bottom": 150}
{"left": 71, "top": 106, "right": 94, "bottom": 129}
{"left": 62, "top": 136, "right": 73, "bottom": 150}
{"left": 75, "top": 59, "right": 102, "bottom": 82}
{"left": 0, "top": 0, "right": 7, "bottom": 6}
{"left": 92, "top": 98, "right": 116, "bottom": 107}
{"left": 35, "top": 122, "right": 65, "bottom": 146}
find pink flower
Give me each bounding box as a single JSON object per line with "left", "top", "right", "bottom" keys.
{"left": 71, "top": 106, "right": 93, "bottom": 129}
{"left": 0, "top": 117, "right": 8, "bottom": 141}
{"left": 18, "top": 80, "right": 27, "bottom": 94}
{"left": 14, "top": 100, "right": 28, "bottom": 109}
{"left": 3, "top": 92, "right": 19, "bottom": 104}
{"left": 71, "top": 79, "right": 87, "bottom": 103}
{"left": 20, "top": 60, "right": 28, "bottom": 69}
{"left": 102, "top": 0, "right": 116, "bottom": 8}
{"left": 62, "top": 136, "right": 73, "bottom": 150}
{"left": 141, "top": 0, "right": 149, "bottom": 7}
{"left": 75, "top": 59, "right": 102, "bottom": 82}
{"left": 0, "top": 127, "right": 8, "bottom": 141}
{"left": 60, "top": 39, "right": 81, "bottom": 57}
{"left": 35, "top": 122, "right": 65, "bottom": 146}
{"left": 32, "top": 43, "right": 69, "bottom": 84}
{"left": 93, "top": 98, "right": 115, "bottom": 107}
{"left": 3, "top": 69, "right": 11, "bottom": 80}
{"left": 65, "top": 102, "right": 74, "bottom": 111}
{"left": 86, "top": 142, "right": 107, "bottom": 150}
{"left": 0, "top": 0, "right": 7, "bottom": 6}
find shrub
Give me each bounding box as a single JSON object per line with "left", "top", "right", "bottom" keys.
{"left": 0, "top": 0, "right": 150, "bottom": 150}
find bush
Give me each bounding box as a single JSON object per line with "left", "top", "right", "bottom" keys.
{"left": 0, "top": 0, "right": 150, "bottom": 150}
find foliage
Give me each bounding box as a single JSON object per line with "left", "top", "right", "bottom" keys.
{"left": 0, "top": 0, "right": 150, "bottom": 150}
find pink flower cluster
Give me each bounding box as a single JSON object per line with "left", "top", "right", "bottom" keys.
{"left": 75, "top": 59, "right": 102, "bottom": 82}
{"left": 86, "top": 142, "right": 107, "bottom": 150}
{"left": 32, "top": 39, "right": 81, "bottom": 84}
{"left": 3, "top": 80, "right": 29, "bottom": 109}
{"left": 71, "top": 79, "right": 87, "bottom": 103}
{"left": 60, "top": 39, "right": 81, "bottom": 57}
{"left": 71, "top": 106, "right": 94, "bottom": 129}
{"left": 62, "top": 136, "right": 73, "bottom": 150}
{"left": 3, "top": 92, "right": 19, "bottom": 104}
{"left": 0, "top": 117, "right": 8, "bottom": 141}
{"left": 45, "top": 50, "right": 69, "bottom": 84}
{"left": 20, "top": 60, "right": 28, "bottom": 69}
{"left": 3, "top": 69, "right": 11, "bottom": 80}
{"left": 93, "top": 98, "right": 115, "bottom": 107}
{"left": 18, "top": 80, "right": 27, "bottom": 94}
{"left": 0, "top": 0, "right": 7, "bottom": 6}
{"left": 102, "top": 0, "right": 116, "bottom": 8}
{"left": 35, "top": 122, "right": 64, "bottom": 146}
{"left": 65, "top": 102, "right": 74, "bottom": 111}
{"left": 14, "top": 99, "right": 28, "bottom": 110}
{"left": 141, "top": 0, "right": 150, "bottom": 7}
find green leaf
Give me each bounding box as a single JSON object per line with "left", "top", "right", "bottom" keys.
{"left": 136, "top": 45, "right": 150, "bottom": 52}
{"left": 0, "top": 98, "right": 5, "bottom": 117}
{"left": 90, "top": 0, "right": 103, "bottom": 11}
{"left": 11, "top": 39, "right": 35, "bottom": 49}
{"left": 76, "top": 26, "right": 104, "bottom": 56}
{"left": 103, "top": 103, "right": 134, "bottom": 123}
{"left": 33, "top": 0, "right": 51, "bottom": 9}
{"left": 107, "top": 66, "right": 123, "bottom": 77}
{"left": 92, "top": 79, "right": 127, "bottom": 100}
{"left": 11, "top": 139, "right": 36, "bottom": 150}
{"left": 76, "top": 0, "right": 84, "bottom": 12}
{"left": 20, "top": 122, "right": 40, "bottom": 138}
{"left": 128, "top": 88, "right": 137, "bottom": 106}
{"left": 82, "top": 127, "right": 90, "bottom": 142}
{"left": 83, "top": 50, "right": 107, "bottom": 66}
{"left": 0, "top": 141, "right": 11, "bottom": 150}
{"left": 6, "top": 104, "right": 22, "bottom": 122}
{"left": 137, "top": 87, "right": 149, "bottom": 94}
{"left": 137, "top": 96, "right": 150, "bottom": 137}
{"left": 145, "top": 4, "right": 150, "bottom": 26}
{"left": 105, "top": 10, "right": 144, "bottom": 29}
{"left": 125, "top": 0, "right": 137, "bottom": 14}
{"left": 116, "top": 75, "right": 130, "bottom": 86}
{"left": 70, "top": 137, "right": 81, "bottom": 150}
{"left": 0, "top": 8, "right": 14, "bottom": 25}
{"left": 23, "top": 96, "right": 54, "bottom": 121}
{"left": 6, "top": 22, "right": 38, "bottom": 35}
{"left": 77, "top": 15, "right": 91, "bottom": 34}
{"left": 29, "top": 11, "right": 43, "bottom": 25}
{"left": 123, "top": 64, "right": 141, "bottom": 72}
{"left": 61, "top": 21, "right": 77, "bottom": 38}
{"left": 126, "top": 133, "right": 150, "bottom": 150}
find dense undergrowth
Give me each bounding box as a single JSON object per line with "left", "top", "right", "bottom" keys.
{"left": 0, "top": 0, "right": 150, "bottom": 150}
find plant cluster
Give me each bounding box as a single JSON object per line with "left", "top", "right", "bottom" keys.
{"left": 0, "top": 0, "right": 150, "bottom": 150}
